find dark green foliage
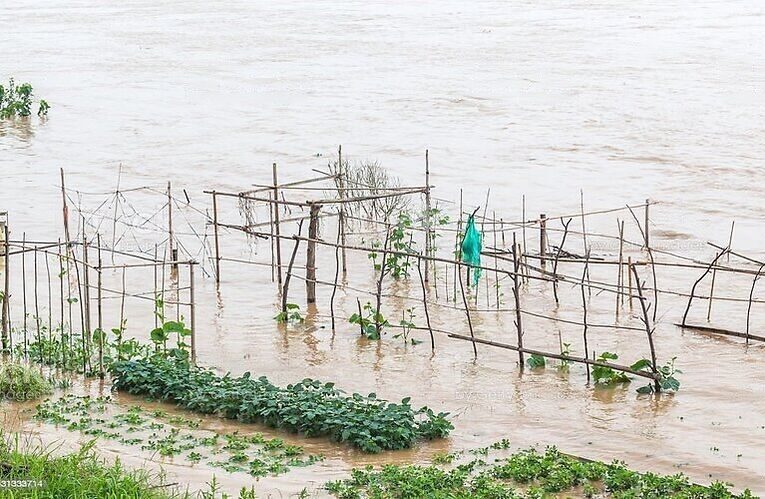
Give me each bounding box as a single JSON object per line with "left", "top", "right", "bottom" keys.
{"left": 110, "top": 356, "right": 452, "bottom": 453}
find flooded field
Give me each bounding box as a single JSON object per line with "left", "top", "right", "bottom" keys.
{"left": 2, "top": 0, "right": 765, "bottom": 496}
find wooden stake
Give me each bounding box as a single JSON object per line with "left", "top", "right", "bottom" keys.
{"left": 34, "top": 247, "right": 41, "bottom": 364}
{"left": 745, "top": 263, "right": 765, "bottom": 346}
{"left": 631, "top": 264, "right": 660, "bottom": 392}
{"left": 424, "top": 150, "right": 431, "bottom": 283}
{"left": 627, "top": 256, "right": 633, "bottom": 309}
{"left": 1, "top": 221, "right": 8, "bottom": 351}
{"left": 282, "top": 221, "right": 305, "bottom": 315}
{"left": 272, "top": 163, "right": 283, "bottom": 287}
{"left": 338, "top": 145, "right": 347, "bottom": 274}
{"left": 167, "top": 181, "right": 174, "bottom": 269}
{"left": 616, "top": 219, "right": 625, "bottom": 314}
{"left": 539, "top": 213, "right": 547, "bottom": 266}
{"left": 512, "top": 233, "right": 524, "bottom": 367}
{"left": 330, "top": 221, "right": 340, "bottom": 331}
{"left": 457, "top": 256, "right": 477, "bottom": 358}
{"left": 96, "top": 235, "right": 104, "bottom": 377}
{"left": 189, "top": 262, "right": 196, "bottom": 365}
{"left": 416, "top": 258, "right": 435, "bottom": 350}
{"left": 707, "top": 253, "right": 718, "bottom": 321}
{"left": 306, "top": 203, "right": 320, "bottom": 304}
{"left": 644, "top": 198, "right": 650, "bottom": 249}
{"left": 581, "top": 251, "right": 591, "bottom": 383}
{"left": 212, "top": 191, "right": 221, "bottom": 284}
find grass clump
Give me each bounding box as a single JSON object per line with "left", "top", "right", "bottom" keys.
{"left": 0, "top": 435, "right": 180, "bottom": 498}
{"left": 110, "top": 355, "right": 452, "bottom": 453}
{"left": 0, "top": 362, "right": 52, "bottom": 401}
{"left": 326, "top": 445, "right": 758, "bottom": 498}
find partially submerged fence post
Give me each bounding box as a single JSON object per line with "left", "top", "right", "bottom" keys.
{"left": 337, "top": 145, "right": 347, "bottom": 274}
{"left": 745, "top": 263, "right": 765, "bottom": 346}
{"left": 424, "top": 150, "right": 431, "bottom": 283}
{"left": 631, "top": 264, "right": 661, "bottom": 392}
{"left": 282, "top": 221, "right": 304, "bottom": 315}
{"left": 581, "top": 251, "right": 591, "bottom": 383}
{"left": 1, "top": 219, "right": 9, "bottom": 351}
{"left": 212, "top": 191, "right": 221, "bottom": 285}
{"left": 306, "top": 203, "right": 320, "bottom": 303}
{"left": 189, "top": 261, "right": 196, "bottom": 365}
{"left": 539, "top": 213, "right": 548, "bottom": 266}
{"left": 272, "top": 163, "right": 283, "bottom": 288}
{"left": 97, "top": 235, "right": 104, "bottom": 378}
{"left": 644, "top": 199, "right": 650, "bottom": 249}
{"left": 416, "top": 258, "right": 435, "bottom": 350}
{"left": 512, "top": 233, "right": 524, "bottom": 367}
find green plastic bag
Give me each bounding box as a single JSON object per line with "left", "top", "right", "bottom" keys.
{"left": 461, "top": 213, "right": 482, "bottom": 286}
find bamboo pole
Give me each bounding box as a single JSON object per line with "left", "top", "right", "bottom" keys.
{"left": 539, "top": 213, "right": 547, "bottom": 266}
{"left": 330, "top": 221, "right": 341, "bottom": 331}
{"left": 628, "top": 256, "right": 633, "bottom": 309}
{"left": 45, "top": 247, "right": 52, "bottom": 364}
{"left": 33, "top": 247, "right": 41, "bottom": 364}
{"left": 306, "top": 203, "right": 320, "bottom": 304}
{"left": 631, "top": 265, "right": 660, "bottom": 392}
{"left": 616, "top": 219, "right": 625, "bottom": 314}
{"left": 189, "top": 261, "right": 196, "bottom": 365}
{"left": 96, "top": 235, "right": 104, "bottom": 377}
{"left": 644, "top": 198, "right": 650, "bottom": 249}
{"left": 551, "top": 218, "right": 572, "bottom": 305}
{"left": 272, "top": 163, "right": 283, "bottom": 287}
{"left": 282, "top": 220, "right": 305, "bottom": 315}
{"left": 22, "top": 233, "right": 28, "bottom": 356}
{"left": 374, "top": 229, "right": 391, "bottom": 339}
{"left": 581, "top": 251, "right": 591, "bottom": 383}
{"left": 338, "top": 145, "right": 347, "bottom": 274}
{"left": 58, "top": 240, "right": 65, "bottom": 367}
{"left": 82, "top": 234, "right": 92, "bottom": 351}
{"left": 745, "top": 263, "right": 765, "bottom": 346}
{"left": 424, "top": 150, "right": 431, "bottom": 283}
{"left": 457, "top": 255, "right": 477, "bottom": 358}
{"left": 707, "top": 254, "right": 718, "bottom": 321}
{"left": 1, "top": 221, "right": 9, "bottom": 351}
{"left": 416, "top": 258, "right": 435, "bottom": 350}
{"left": 681, "top": 250, "right": 729, "bottom": 326}
{"left": 212, "top": 191, "right": 221, "bottom": 284}
{"left": 167, "top": 181, "right": 174, "bottom": 271}
{"left": 512, "top": 233, "right": 524, "bottom": 367}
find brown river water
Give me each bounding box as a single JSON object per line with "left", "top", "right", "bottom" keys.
{"left": 2, "top": 0, "right": 765, "bottom": 496}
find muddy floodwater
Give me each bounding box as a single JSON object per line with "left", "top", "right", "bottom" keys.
{"left": 2, "top": 0, "right": 765, "bottom": 496}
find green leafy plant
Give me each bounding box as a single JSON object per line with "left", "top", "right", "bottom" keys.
{"left": 558, "top": 343, "right": 571, "bottom": 371}
{"left": 394, "top": 307, "right": 421, "bottom": 345}
{"left": 0, "top": 78, "right": 49, "bottom": 118}
{"left": 591, "top": 352, "right": 631, "bottom": 385}
{"left": 349, "top": 301, "right": 388, "bottom": 340}
{"left": 526, "top": 354, "right": 546, "bottom": 369}
{"left": 109, "top": 355, "right": 452, "bottom": 453}
{"left": 325, "top": 444, "right": 757, "bottom": 498}
{"left": 634, "top": 357, "right": 682, "bottom": 394}
{"left": 274, "top": 303, "right": 304, "bottom": 323}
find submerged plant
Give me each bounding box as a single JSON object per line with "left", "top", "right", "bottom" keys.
{"left": 0, "top": 78, "right": 49, "bottom": 118}
{"left": 274, "top": 303, "right": 304, "bottom": 323}
{"left": 591, "top": 352, "right": 631, "bottom": 385}
{"left": 634, "top": 356, "right": 682, "bottom": 394}
{"left": 349, "top": 301, "right": 388, "bottom": 340}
